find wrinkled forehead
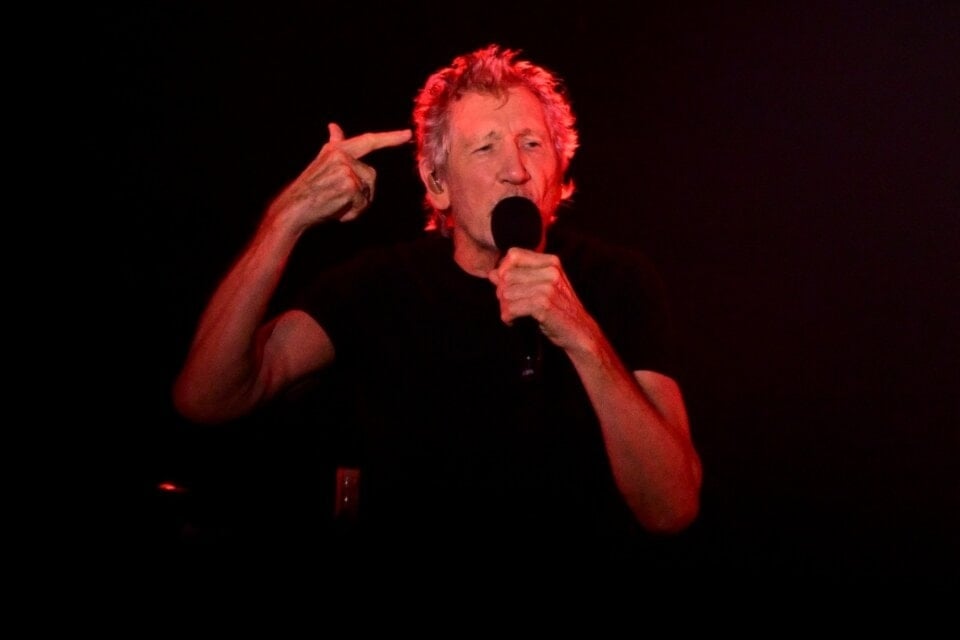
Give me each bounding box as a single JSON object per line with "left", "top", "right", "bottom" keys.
{"left": 447, "top": 87, "right": 550, "bottom": 144}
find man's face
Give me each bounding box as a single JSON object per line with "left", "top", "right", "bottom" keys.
{"left": 443, "top": 86, "right": 563, "bottom": 256}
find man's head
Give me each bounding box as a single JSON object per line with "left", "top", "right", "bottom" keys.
{"left": 413, "top": 45, "right": 579, "bottom": 236}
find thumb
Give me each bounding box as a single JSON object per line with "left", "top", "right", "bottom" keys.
{"left": 327, "top": 122, "right": 345, "bottom": 142}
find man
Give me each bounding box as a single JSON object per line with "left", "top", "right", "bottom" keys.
{"left": 173, "top": 45, "right": 702, "bottom": 561}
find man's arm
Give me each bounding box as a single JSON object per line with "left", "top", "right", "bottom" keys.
{"left": 489, "top": 247, "right": 702, "bottom": 533}
{"left": 172, "top": 124, "right": 412, "bottom": 424}
{"left": 568, "top": 340, "right": 702, "bottom": 534}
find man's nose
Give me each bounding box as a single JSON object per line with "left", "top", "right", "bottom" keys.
{"left": 499, "top": 145, "right": 531, "bottom": 184}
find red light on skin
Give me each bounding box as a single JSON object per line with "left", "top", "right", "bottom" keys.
{"left": 157, "top": 482, "right": 187, "bottom": 494}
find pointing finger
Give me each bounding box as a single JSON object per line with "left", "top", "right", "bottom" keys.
{"left": 342, "top": 129, "right": 413, "bottom": 159}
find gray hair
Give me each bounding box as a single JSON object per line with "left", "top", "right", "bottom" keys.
{"left": 412, "top": 44, "right": 579, "bottom": 233}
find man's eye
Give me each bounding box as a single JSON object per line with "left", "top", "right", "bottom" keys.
{"left": 524, "top": 140, "right": 542, "bottom": 149}
{"left": 474, "top": 144, "right": 493, "bottom": 153}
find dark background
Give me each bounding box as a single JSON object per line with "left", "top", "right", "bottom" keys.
{"left": 89, "top": 2, "right": 957, "bottom": 578}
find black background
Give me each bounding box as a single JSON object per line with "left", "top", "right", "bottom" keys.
{"left": 88, "top": 2, "right": 957, "bottom": 578}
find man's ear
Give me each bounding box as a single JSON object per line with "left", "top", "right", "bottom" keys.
{"left": 419, "top": 161, "right": 450, "bottom": 209}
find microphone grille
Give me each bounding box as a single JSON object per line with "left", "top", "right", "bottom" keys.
{"left": 491, "top": 196, "right": 543, "bottom": 250}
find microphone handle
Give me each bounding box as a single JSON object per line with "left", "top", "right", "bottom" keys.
{"left": 515, "top": 316, "right": 542, "bottom": 380}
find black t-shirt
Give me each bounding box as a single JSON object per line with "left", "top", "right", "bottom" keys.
{"left": 295, "top": 222, "right": 678, "bottom": 561}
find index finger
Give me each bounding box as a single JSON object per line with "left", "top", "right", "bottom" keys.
{"left": 498, "top": 247, "right": 555, "bottom": 271}
{"left": 342, "top": 129, "right": 413, "bottom": 159}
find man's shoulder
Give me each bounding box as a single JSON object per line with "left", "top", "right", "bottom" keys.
{"left": 390, "top": 231, "right": 450, "bottom": 258}
{"left": 326, "top": 230, "right": 449, "bottom": 271}
{"left": 548, "top": 222, "right": 660, "bottom": 275}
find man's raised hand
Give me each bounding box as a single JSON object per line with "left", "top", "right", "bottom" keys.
{"left": 269, "top": 122, "right": 413, "bottom": 227}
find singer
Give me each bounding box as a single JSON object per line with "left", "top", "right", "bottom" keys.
{"left": 172, "top": 45, "right": 702, "bottom": 565}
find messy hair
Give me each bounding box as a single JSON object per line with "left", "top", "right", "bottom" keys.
{"left": 412, "top": 44, "right": 579, "bottom": 234}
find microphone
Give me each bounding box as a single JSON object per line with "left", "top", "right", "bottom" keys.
{"left": 491, "top": 196, "right": 544, "bottom": 380}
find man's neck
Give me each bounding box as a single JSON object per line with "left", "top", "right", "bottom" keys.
{"left": 451, "top": 229, "right": 500, "bottom": 277}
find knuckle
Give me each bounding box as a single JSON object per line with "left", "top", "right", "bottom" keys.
{"left": 331, "top": 162, "right": 352, "bottom": 184}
